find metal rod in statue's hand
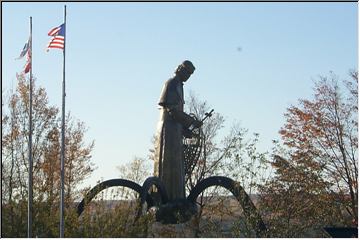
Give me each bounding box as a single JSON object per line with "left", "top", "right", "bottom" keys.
{"left": 188, "top": 109, "right": 215, "bottom": 133}
{"left": 200, "top": 109, "right": 214, "bottom": 123}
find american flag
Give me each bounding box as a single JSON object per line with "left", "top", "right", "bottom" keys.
{"left": 46, "top": 23, "right": 65, "bottom": 51}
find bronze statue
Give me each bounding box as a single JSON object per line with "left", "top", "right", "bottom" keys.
{"left": 77, "top": 61, "right": 267, "bottom": 235}
{"left": 154, "top": 60, "right": 202, "bottom": 200}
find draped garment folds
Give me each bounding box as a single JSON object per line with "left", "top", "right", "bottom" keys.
{"left": 154, "top": 75, "right": 194, "bottom": 200}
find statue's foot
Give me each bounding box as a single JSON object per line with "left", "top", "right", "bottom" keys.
{"left": 155, "top": 198, "right": 198, "bottom": 224}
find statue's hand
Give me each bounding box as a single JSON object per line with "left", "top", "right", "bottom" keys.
{"left": 192, "top": 119, "right": 203, "bottom": 128}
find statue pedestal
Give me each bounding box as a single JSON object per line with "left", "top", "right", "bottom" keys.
{"left": 155, "top": 199, "right": 198, "bottom": 224}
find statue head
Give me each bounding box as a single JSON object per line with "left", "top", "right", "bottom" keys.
{"left": 175, "top": 60, "right": 195, "bottom": 82}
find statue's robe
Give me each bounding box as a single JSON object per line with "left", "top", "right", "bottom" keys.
{"left": 154, "top": 75, "right": 194, "bottom": 200}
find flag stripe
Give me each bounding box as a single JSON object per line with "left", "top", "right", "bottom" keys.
{"left": 48, "top": 27, "right": 61, "bottom": 36}
{"left": 48, "top": 39, "right": 65, "bottom": 45}
{"left": 49, "top": 42, "right": 64, "bottom": 45}
{"left": 48, "top": 37, "right": 65, "bottom": 42}
{"left": 48, "top": 41, "right": 64, "bottom": 48}
{"left": 48, "top": 45, "right": 64, "bottom": 49}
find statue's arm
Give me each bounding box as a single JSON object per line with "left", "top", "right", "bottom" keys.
{"left": 166, "top": 107, "right": 194, "bottom": 128}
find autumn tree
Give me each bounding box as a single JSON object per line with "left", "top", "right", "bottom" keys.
{"left": 258, "top": 149, "right": 342, "bottom": 237}
{"left": 259, "top": 70, "right": 358, "bottom": 237}
{"left": 1, "top": 75, "right": 95, "bottom": 237}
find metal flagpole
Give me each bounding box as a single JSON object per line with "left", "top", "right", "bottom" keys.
{"left": 60, "top": 5, "right": 66, "bottom": 238}
{"left": 28, "top": 16, "right": 33, "bottom": 239}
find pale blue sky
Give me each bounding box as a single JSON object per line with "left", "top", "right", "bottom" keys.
{"left": 2, "top": 2, "right": 358, "bottom": 189}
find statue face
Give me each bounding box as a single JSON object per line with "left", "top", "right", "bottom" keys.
{"left": 177, "top": 68, "right": 192, "bottom": 82}
{"left": 182, "top": 72, "right": 191, "bottom": 82}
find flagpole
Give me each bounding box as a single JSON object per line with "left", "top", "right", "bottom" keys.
{"left": 60, "top": 5, "right": 66, "bottom": 238}
{"left": 28, "top": 16, "right": 33, "bottom": 239}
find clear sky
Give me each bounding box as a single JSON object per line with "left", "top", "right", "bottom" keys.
{"left": 2, "top": 2, "right": 358, "bottom": 189}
